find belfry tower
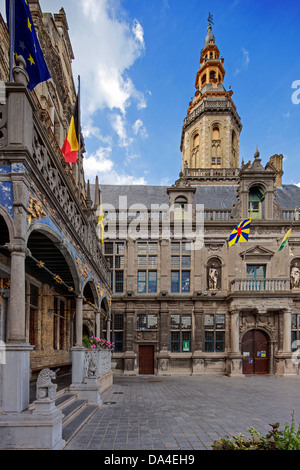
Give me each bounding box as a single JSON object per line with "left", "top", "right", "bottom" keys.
{"left": 180, "top": 15, "right": 242, "bottom": 184}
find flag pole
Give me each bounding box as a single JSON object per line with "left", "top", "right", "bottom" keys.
{"left": 9, "top": 0, "right": 15, "bottom": 82}
{"left": 77, "top": 75, "right": 81, "bottom": 204}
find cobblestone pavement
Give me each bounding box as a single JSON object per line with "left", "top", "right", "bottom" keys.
{"left": 64, "top": 374, "right": 300, "bottom": 451}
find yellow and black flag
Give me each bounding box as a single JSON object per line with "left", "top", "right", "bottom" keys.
{"left": 61, "top": 96, "right": 79, "bottom": 163}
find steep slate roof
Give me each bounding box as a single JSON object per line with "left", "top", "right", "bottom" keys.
{"left": 94, "top": 184, "right": 300, "bottom": 211}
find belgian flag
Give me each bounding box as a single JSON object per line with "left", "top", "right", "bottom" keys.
{"left": 61, "top": 96, "right": 79, "bottom": 163}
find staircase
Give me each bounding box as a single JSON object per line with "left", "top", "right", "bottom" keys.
{"left": 55, "top": 389, "right": 98, "bottom": 444}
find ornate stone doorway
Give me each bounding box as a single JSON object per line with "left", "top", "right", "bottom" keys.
{"left": 242, "top": 329, "right": 269, "bottom": 374}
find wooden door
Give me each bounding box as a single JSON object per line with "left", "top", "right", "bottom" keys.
{"left": 242, "top": 330, "right": 269, "bottom": 375}
{"left": 139, "top": 345, "right": 154, "bottom": 374}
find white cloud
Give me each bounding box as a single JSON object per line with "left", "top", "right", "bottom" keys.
{"left": 132, "top": 19, "right": 145, "bottom": 47}
{"left": 110, "top": 114, "right": 133, "bottom": 148}
{"left": 132, "top": 119, "right": 148, "bottom": 138}
{"left": 83, "top": 146, "right": 147, "bottom": 185}
{"left": 83, "top": 147, "right": 114, "bottom": 181}
{"left": 71, "top": 0, "right": 146, "bottom": 116}
{"left": 234, "top": 47, "right": 250, "bottom": 75}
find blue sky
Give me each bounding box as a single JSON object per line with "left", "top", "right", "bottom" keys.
{"left": 3, "top": 0, "right": 300, "bottom": 186}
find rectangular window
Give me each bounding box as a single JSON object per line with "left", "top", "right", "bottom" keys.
{"left": 113, "top": 313, "right": 124, "bottom": 352}
{"left": 137, "top": 242, "right": 158, "bottom": 294}
{"left": 148, "top": 271, "right": 157, "bottom": 293}
{"left": 53, "top": 297, "right": 66, "bottom": 351}
{"left": 137, "top": 270, "right": 147, "bottom": 293}
{"left": 137, "top": 313, "right": 158, "bottom": 330}
{"left": 170, "top": 242, "right": 191, "bottom": 293}
{"left": 170, "top": 314, "right": 191, "bottom": 352}
{"left": 105, "top": 242, "right": 125, "bottom": 293}
{"left": 292, "top": 314, "right": 300, "bottom": 351}
{"left": 115, "top": 271, "right": 124, "bottom": 293}
{"left": 171, "top": 271, "right": 180, "bottom": 293}
{"left": 204, "top": 314, "right": 225, "bottom": 352}
{"left": 181, "top": 271, "right": 190, "bottom": 292}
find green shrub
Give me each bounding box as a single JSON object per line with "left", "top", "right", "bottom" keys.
{"left": 212, "top": 411, "right": 300, "bottom": 450}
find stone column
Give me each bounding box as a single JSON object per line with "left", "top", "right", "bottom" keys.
{"left": 95, "top": 310, "right": 100, "bottom": 338}
{"left": 230, "top": 310, "right": 240, "bottom": 353}
{"left": 2, "top": 243, "right": 33, "bottom": 413}
{"left": 282, "top": 308, "right": 291, "bottom": 353}
{"left": 123, "top": 305, "right": 136, "bottom": 375}
{"left": 275, "top": 308, "right": 296, "bottom": 376}
{"left": 192, "top": 304, "right": 205, "bottom": 375}
{"left": 157, "top": 302, "right": 170, "bottom": 375}
{"left": 75, "top": 295, "right": 83, "bottom": 346}
{"left": 226, "top": 309, "right": 243, "bottom": 377}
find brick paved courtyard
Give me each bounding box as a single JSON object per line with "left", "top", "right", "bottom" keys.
{"left": 64, "top": 374, "right": 300, "bottom": 451}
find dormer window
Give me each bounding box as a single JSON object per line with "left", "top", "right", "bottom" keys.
{"left": 174, "top": 197, "right": 188, "bottom": 221}
{"left": 248, "top": 186, "right": 265, "bottom": 219}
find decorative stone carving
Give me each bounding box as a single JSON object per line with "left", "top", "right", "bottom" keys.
{"left": 36, "top": 368, "right": 57, "bottom": 401}
{"left": 27, "top": 194, "right": 47, "bottom": 225}
{"left": 87, "top": 358, "right": 97, "bottom": 378}
{"left": 291, "top": 259, "right": 300, "bottom": 289}
{"left": 207, "top": 257, "right": 221, "bottom": 290}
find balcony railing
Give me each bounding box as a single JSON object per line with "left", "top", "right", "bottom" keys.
{"left": 230, "top": 278, "right": 291, "bottom": 292}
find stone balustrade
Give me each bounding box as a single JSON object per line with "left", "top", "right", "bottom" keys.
{"left": 230, "top": 278, "right": 291, "bottom": 292}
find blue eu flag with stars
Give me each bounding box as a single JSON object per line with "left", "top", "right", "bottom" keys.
{"left": 6, "top": 0, "right": 51, "bottom": 91}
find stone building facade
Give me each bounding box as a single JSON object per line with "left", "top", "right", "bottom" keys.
{"left": 0, "top": 1, "right": 112, "bottom": 448}
{"left": 97, "top": 21, "right": 300, "bottom": 378}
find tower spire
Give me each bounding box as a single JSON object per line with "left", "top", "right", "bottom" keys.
{"left": 179, "top": 16, "right": 243, "bottom": 182}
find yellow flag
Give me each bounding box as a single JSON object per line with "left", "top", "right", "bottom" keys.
{"left": 98, "top": 196, "right": 104, "bottom": 244}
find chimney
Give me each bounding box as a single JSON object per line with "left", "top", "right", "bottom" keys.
{"left": 269, "top": 154, "right": 283, "bottom": 187}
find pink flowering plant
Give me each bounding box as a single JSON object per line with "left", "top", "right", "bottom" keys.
{"left": 83, "top": 335, "right": 114, "bottom": 351}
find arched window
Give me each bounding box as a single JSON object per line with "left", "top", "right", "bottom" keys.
{"left": 211, "top": 125, "right": 221, "bottom": 166}
{"left": 201, "top": 74, "right": 206, "bottom": 86}
{"left": 193, "top": 133, "right": 199, "bottom": 148}
{"left": 212, "top": 126, "right": 220, "bottom": 140}
{"left": 209, "top": 70, "right": 216, "bottom": 81}
{"left": 248, "top": 186, "right": 265, "bottom": 219}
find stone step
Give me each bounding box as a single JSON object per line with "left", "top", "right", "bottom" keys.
{"left": 62, "top": 405, "right": 98, "bottom": 443}
{"left": 61, "top": 399, "right": 86, "bottom": 425}
{"left": 55, "top": 393, "right": 76, "bottom": 409}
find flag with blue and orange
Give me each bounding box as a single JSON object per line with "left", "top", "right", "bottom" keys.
{"left": 6, "top": 0, "right": 51, "bottom": 91}
{"left": 228, "top": 219, "right": 251, "bottom": 247}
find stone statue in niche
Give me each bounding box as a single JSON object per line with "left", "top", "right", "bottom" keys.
{"left": 207, "top": 258, "right": 221, "bottom": 290}
{"left": 291, "top": 260, "right": 300, "bottom": 289}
